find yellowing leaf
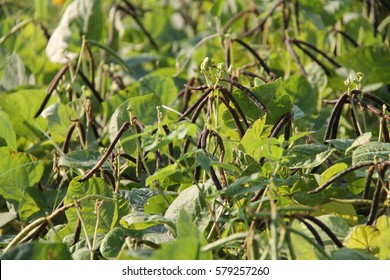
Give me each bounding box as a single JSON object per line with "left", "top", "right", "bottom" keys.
{"left": 345, "top": 225, "right": 380, "bottom": 254}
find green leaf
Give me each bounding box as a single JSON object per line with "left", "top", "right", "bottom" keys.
{"left": 302, "top": 214, "right": 350, "bottom": 246}
{"left": 327, "top": 139, "right": 354, "bottom": 151}
{"left": 143, "top": 122, "right": 197, "bottom": 153}
{"left": 124, "top": 188, "right": 158, "bottom": 212}
{"left": 313, "top": 203, "right": 358, "bottom": 226}
{"left": 290, "top": 220, "right": 320, "bottom": 260}
{"left": 64, "top": 177, "right": 122, "bottom": 236}
{"left": 251, "top": 78, "right": 293, "bottom": 124}
{"left": 176, "top": 210, "right": 197, "bottom": 238}
{"left": 100, "top": 227, "right": 131, "bottom": 259}
{"left": 109, "top": 94, "right": 160, "bottom": 155}
{"left": 286, "top": 144, "right": 334, "bottom": 169}
{"left": 1, "top": 242, "right": 72, "bottom": 260}
{"left": 0, "top": 111, "right": 17, "bottom": 149}
{"left": 352, "top": 141, "right": 390, "bottom": 165}
{"left": 222, "top": 173, "right": 267, "bottom": 198}
{"left": 300, "top": 0, "right": 355, "bottom": 26}
{"left": 175, "top": 210, "right": 212, "bottom": 258}
{"left": 144, "top": 194, "right": 176, "bottom": 215}
{"left": 347, "top": 177, "right": 366, "bottom": 195}
{"left": 345, "top": 132, "right": 372, "bottom": 155}
{"left": 0, "top": 90, "right": 49, "bottom": 141}
{"left": 152, "top": 236, "right": 200, "bottom": 260}
{"left": 140, "top": 75, "right": 178, "bottom": 106}
{"left": 58, "top": 150, "right": 109, "bottom": 169}
{"left": 284, "top": 74, "right": 318, "bottom": 117}
{"left": 112, "top": 195, "right": 132, "bottom": 229}
{"left": 41, "top": 103, "right": 79, "bottom": 142}
{"left": 0, "top": 147, "right": 44, "bottom": 209}
{"left": 331, "top": 248, "right": 378, "bottom": 260}
{"left": 165, "top": 184, "right": 211, "bottom": 227}
{"left": 152, "top": 211, "right": 212, "bottom": 260}
{"left": 102, "top": 84, "right": 139, "bottom": 118}
{"left": 318, "top": 163, "right": 348, "bottom": 186}
{"left": 19, "top": 187, "right": 49, "bottom": 223}
{"left": 34, "top": 0, "right": 48, "bottom": 20}
{"left": 120, "top": 212, "right": 175, "bottom": 231}
{"left": 239, "top": 117, "right": 268, "bottom": 159}
{"left": 345, "top": 225, "right": 380, "bottom": 254}
{"left": 234, "top": 78, "right": 292, "bottom": 124}
{"left": 210, "top": 0, "right": 224, "bottom": 17}
{"left": 337, "top": 46, "right": 390, "bottom": 85}
{"left": 72, "top": 247, "right": 91, "bottom": 260}
{"left": 146, "top": 165, "right": 180, "bottom": 187}
{"left": 257, "top": 138, "right": 285, "bottom": 161}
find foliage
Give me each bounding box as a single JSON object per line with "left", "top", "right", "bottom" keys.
{"left": 0, "top": 0, "right": 390, "bottom": 260}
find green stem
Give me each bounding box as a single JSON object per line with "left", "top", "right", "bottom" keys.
{"left": 70, "top": 36, "right": 87, "bottom": 87}
{"left": 0, "top": 18, "right": 34, "bottom": 45}
{"left": 87, "top": 39, "right": 133, "bottom": 74}
{"left": 74, "top": 200, "right": 93, "bottom": 252}
{"left": 92, "top": 200, "right": 103, "bottom": 259}
{"left": 3, "top": 203, "right": 75, "bottom": 253}
{"left": 330, "top": 198, "right": 389, "bottom": 207}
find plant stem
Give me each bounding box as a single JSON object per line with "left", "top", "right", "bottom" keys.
{"left": 3, "top": 203, "right": 75, "bottom": 253}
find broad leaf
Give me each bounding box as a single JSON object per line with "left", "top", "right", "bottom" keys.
{"left": 41, "top": 103, "right": 79, "bottom": 143}
{"left": 286, "top": 144, "right": 334, "bottom": 169}
{"left": 378, "top": 229, "right": 390, "bottom": 260}
{"left": 331, "top": 248, "right": 377, "bottom": 260}
{"left": 290, "top": 220, "right": 320, "bottom": 260}
{"left": 0, "top": 90, "right": 49, "bottom": 141}
{"left": 123, "top": 188, "right": 158, "bottom": 212}
{"left": 234, "top": 78, "right": 293, "bottom": 124}
{"left": 100, "top": 227, "right": 131, "bottom": 259}
{"left": 337, "top": 46, "right": 390, "bottom": 86}
{"left": 239, "top": 117, "right": 268, "bottom": 159}
{"left": 139, "top": 74, "right": 178, "bottom": 106}
{"left": 58, "top": 150, "right": 110, "bottom": 169}
{"left": 313, "top": 202, "right": 358, "bottom": 226}
{"left": 352, "top": 141, "right": 390, "bottom": 165}
{"left": 146, "top": 165, "right": 180, "bottom": 187}
{"left": 345, "top": 132, "right": 372, "bottom": 155}
{"left": 302, "top": 214, "right": 350, "bottom": 246}
{"left": 0, "top": 111, "right": 17, "bottom": 149}
{"left": 164, "top": 184, "right": 212, "bottom": 233}
{"left": 144, "top": 194, "right": 176, "bottom": 215}
{"left": 210, "top": 0, "right": 224, "bottom": 17}
{"left": 318, "top": 163, "right": 348, "bottom": 186}
{"left": 0, "top": 147, "right": 44, "bottom": 209}
{"left": 344, "top": 225, "right": 380, "bottom": 254}
{"left": 120, "top": 212, "right": 175, "bottom": 231}
{"left": 1, "top": 242, "right": 72, "bottom": 260}
{"left": 64, "top": 177, "right": 126, "bottom": 236}
{"left": 375, "top": 215, "right": 390, "bottom": 233}
{"left": 285, "top": 74, "right": 318, "bottom": 117}
{"left": 109, "top": 94, "right": 160, "bottom": 155}
{"left": 152, "top": 211, "right": 212, "bottom": 260}
{"left": 19, "top": 187, "right": 49, "bottom": 223}
{"left": 152, "top": 236, "right": 201, "bottom": 260}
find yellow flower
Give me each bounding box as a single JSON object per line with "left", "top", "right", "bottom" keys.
{"left": 52, "top": 0, "right": 65, "bottom": 6}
